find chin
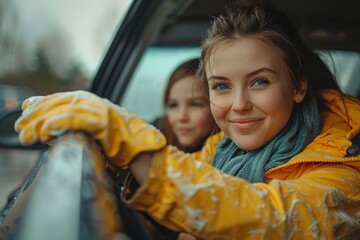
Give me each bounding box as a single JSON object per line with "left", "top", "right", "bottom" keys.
{"left": 233, "top": 140, "right": 263, "bottom": 152}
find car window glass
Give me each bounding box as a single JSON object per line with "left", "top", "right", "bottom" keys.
{"left": 0, "top": 0, "right": 133, "bottom": 97}
{"left": 317, "top": 50, "right": 360, "bottom": 97}
{"left": 120, "top": 46, "right": 201, "bottom": 122}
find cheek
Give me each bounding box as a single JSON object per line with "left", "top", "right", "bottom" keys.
{"left": 210, "top": 104, "right": 225, "bottom": 124}
{"left": 193, "top": 111, "right": 214, "bottom": 136}
{"left": 258, "top": 90, "right": 294, "bottom": 120}
{"left": 259, "top": 96, "right": 279, "bottom": 113}
{"left": 167, "top": 114, "right": 176, "bottom": 126}
{"left": 209, "top": 93, "right": 229, "bottom": 109}
{"left": 194, "top": 111, "right": 210, "bottom": 126}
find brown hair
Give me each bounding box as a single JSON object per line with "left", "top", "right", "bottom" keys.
{"left": 163, "top": 58, "right": 201, "bottom": 107}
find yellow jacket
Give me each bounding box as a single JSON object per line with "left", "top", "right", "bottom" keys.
{"left": 124, "top": 89, "right": 360, "bottom": 239}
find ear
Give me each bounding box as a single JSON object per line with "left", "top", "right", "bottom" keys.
{"left": 294, "top": 77, "right": 307, "bottom": 103}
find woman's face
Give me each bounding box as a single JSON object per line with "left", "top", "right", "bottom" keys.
{"left": 206, "top": 37, "right": 306, "bottom": 151}
{"left": 167, "top": 75, "right": 213, "bottom": 148}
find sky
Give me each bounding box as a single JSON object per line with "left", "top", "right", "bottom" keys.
{"left": 12, "top": 0, "right": 132, "bottom": 77}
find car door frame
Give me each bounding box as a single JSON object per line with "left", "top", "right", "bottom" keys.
{"left": 90, "top": 0, "right": 195, "bottom": 104}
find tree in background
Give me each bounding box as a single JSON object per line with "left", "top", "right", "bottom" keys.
{"left": 0, "top": 0, "right": 88, "bottom": 94}
{"left": 0, "top": 0, "right": 29, "bottom": 73}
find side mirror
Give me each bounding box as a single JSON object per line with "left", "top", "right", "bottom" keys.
{"left": 0, "top": 109, "right": 47, "bottom": 149}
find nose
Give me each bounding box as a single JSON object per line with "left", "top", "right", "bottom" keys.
{"left": 178, "top": 106, "right": 189, "bottom": 122}
{"left": 232, "top": 91, "right": 252, "bottom": 112}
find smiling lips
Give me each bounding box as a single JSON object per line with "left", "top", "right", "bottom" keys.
{"left": 229, "top": 118, "right": 263, "bottom": 131}
{"left": 177, "top": 127, "right": 193, "bottom": 135}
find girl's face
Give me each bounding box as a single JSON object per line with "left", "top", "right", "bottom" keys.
{"left": 167, "top": 76, "right": 213, "bottom": 148}
{"left": 206, "top": 37, "right": 306, "bottom": 151}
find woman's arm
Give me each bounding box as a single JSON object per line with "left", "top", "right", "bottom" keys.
{"left": 129, "top": 152, "right": 153, "bottom": 185}
{"left": 124, "top": 147, "right": 360, "bottom": 239}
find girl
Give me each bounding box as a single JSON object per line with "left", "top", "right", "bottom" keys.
{"left": 154, "top": 58, "right": 216, "bottom": 153}
{"left": 15, "top": 0, "right": 360, "bottom": 239}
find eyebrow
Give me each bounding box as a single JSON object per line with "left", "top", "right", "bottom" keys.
{"left": 191, "top": 96, "right": 207, "bottom": 101}
{"left": 208, "top": 67, "right": 277, "bottom": 81}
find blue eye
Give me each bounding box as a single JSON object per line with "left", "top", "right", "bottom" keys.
{"left": 253, "top": 78, "right": 269, "bottom": 87}
{"left": 212, "top": 83, "right": 229, "bottom": 91}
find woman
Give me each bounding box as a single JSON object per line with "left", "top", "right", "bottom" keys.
{"left": 154, "top": 58, "right": 216, "bottom": 153}
{"left": 15, "top": 0, "right": 360, "bottom": 239}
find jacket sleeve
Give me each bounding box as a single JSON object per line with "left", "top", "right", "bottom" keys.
{"left": 123, "top": 145, "right": 360, "bottom": 239}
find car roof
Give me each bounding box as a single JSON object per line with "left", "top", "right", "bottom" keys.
{"left": 156, "top": 0, "right": 360, "bottom": 52}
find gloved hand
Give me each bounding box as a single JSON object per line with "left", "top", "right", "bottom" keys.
{"left": 14, "top": 90, "right": 166, "bottom": 167}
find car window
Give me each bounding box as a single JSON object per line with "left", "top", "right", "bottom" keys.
{"left": 0, "top": 84, "right": 35, "bottom": 113}
{"left": 318, "top": 50, "right": 360, "bottom": 97}
{"left": 120, "top": 46, "right": 201, "bottom": 122}
{"left": 0, "top": 0, "right": 133, "bottom": 96}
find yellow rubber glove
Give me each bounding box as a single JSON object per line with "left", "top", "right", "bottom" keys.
{"left": 14, "top": 90, "right": 166, "bottom": 167}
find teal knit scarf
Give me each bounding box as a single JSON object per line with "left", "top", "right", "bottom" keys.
{"left": 212, "top": 101, "right": 322, "bottom": 183}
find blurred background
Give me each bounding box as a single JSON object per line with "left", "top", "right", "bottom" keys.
{"left": 0, "top": 0, "right": 132, "bottom": 207}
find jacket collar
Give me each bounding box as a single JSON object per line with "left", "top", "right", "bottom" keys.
{"left": 266, "top": 89, "right": 360, "bottom": 177}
